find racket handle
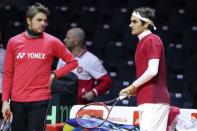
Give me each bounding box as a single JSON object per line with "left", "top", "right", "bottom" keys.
{"left": 117, "top": 94, "right": 127, "bottom": 100}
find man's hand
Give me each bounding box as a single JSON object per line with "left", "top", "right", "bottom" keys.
{"left": 119, "top": 84, "right": 137, "bottom": 98}
{"left": 50, "top": 72, "right": 56, "bottom": 87}
{"left": 51, "top": 72, "right": 55, "bottom": 80}
{"left": 2, "top": 101, "right": 12, "bottom": 121}
{"left": 82, "top": 91, "right": 94, "bottom": 101}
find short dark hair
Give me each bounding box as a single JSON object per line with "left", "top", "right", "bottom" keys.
{"left": 133, "top": 7, "right": 156, "bottom": 29}
{"left": 26, "top": 3, "right": 49, "bottom": 19}
{"left": 133, "top": 7, "right": 155, "bottom": 21}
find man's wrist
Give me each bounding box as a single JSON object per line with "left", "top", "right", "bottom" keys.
{"left": 92, "top": 88, "right": 98, "bottom": 96}
{"left": 3, "top": 100, "right": 9, "bottom": 103}
{"left": 51, "top": 71, "right": 57, "bottom": 79}
{"left": 131, "top": 84, "right": 137, "bottom": 91}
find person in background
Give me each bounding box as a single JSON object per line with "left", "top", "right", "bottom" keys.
{"left": 119, "top": 7, "right": 170, "bottom": 131}
{"left": 0, "top": 30, "right": 6, "bottom": 120}
{"left": 57, "top": 27, "right": 112, "bottom": 104}
{"left": 2, "top": 3, "right": 78, "bottom": 131}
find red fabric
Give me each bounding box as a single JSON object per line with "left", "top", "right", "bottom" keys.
{"left": 95, "top": 74, "right": 112, "bottom": 96}
{"left": 167, "top": 106, "right": 180, "bottom": 126}
{"left": 135, "top": 33, "right": 170, "bottom": 105}
{"left": 46, "top": 123, "right": 65, "bottom": 131}
{"left": 77, "top": 74, "right": 112, "bottom": 104}
{"left": 167, "top": 106, "right": 180, "bottom": 131}
{"left": 2, "top": 32, "right": 78, "bottom": 102}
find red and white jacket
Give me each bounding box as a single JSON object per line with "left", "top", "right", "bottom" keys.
{"left": 57, "top": 50, "right": 112, "bottom": 104}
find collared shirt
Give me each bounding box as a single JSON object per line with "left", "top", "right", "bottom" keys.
{"left": 57, "top": 50, "right": 112, "bottom": 104}
{"left": 138, "top": 30, "right": 152, "bottom": 40}
{"left": 135, "top": 32, "right": 170, "bottom": 105}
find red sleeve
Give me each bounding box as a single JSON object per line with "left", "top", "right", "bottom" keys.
{"left": 93, "top": 74, "right": 112, "bottom": 96}
{"left": 52, "top": 40, "right": 78, "bottom": 78}
{"left": 2, "top": 39, "right": 15, "bottom": 101}
{"left": 145, "top": 37, "right": 162, "bottom": 59}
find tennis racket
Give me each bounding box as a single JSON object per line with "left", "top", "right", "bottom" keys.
{"left": 0, "top": 118, "right": 12, "bottom": 131}
{"left": 75, "top": 94, "right": 127, "bottom": 129}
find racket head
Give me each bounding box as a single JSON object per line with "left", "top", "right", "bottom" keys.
{"left": 75, "top": 102, "right": 110, "bottom": 129}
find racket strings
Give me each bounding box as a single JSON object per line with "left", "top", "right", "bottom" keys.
{"left": 76, "top": 104, "right": 109, "bottom": 128}
{"left": 75, "top": 94, "right": 127, "bottom": 129}
{"left": 0, "top": 120, "right": 7, "bottom": 130}
{"left": 0, "top": 118, "right": 11, "bottom": 131}
{"left": 77, "top": 116, "right": 103, "bottom": 128}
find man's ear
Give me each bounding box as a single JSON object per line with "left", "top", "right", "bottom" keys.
{"left": 144, "top": 22, "right": 149, "bottom": 29}
{"left": 27, "top": 18, "right": 31, "bottom": 26}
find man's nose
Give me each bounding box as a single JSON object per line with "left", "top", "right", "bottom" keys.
{"left": 129, "top": 23, "right": 132, "bottom": 27}
{"left": 41, "top": 21, "right": 47, "bottom": 26}
{"left": 64, "top": 38, "right": 67, "bottom": 43}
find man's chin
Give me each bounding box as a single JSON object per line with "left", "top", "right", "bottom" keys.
{"left": 67, "top": 47, "right": 72, "bottom": 51}
{"left": 38, "top": 29, "right": 45, "bottom": 33}
{"left": 34, "top": 30, "right": 43, "bottom": 34}
{"left": 38, "top": 30, "right": 44, "bottom": 33}
{"left": 131, "top": 32, "right": 135, "bottom": 35}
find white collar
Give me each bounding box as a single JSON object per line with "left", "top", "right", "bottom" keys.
{"left": 138, "top": 30, "right": 152, "bottom": 40}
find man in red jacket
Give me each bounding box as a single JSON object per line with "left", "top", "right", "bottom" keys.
{"left": 57, "top": 28, "right": 112, "bottom": 104}
{"left": 1, "top": 3, "right": 78, "bottom": 131}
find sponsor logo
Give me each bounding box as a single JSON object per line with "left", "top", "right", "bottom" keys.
{"left": 77, "top": 109, "right": 103, "bottom": 119}
{"left": 27, "top": 53, "right": 45, "bottom": 59}
{"left": 16, "top": 52, "right": 45, "bottom": 59}
{"left": 16, "top": 53, "right": 26, "bottom": 59}
{"left": 108, "top": 116, "right": 127, "bottom": 122}
{"left": 77, "top": 66, "right": 83, "bottom": 73}
{"left": 191, "top": 113, "right": 197, "bottom": 119}
{"left": 133, "top": 111, "right": 139, "bottom": 126}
